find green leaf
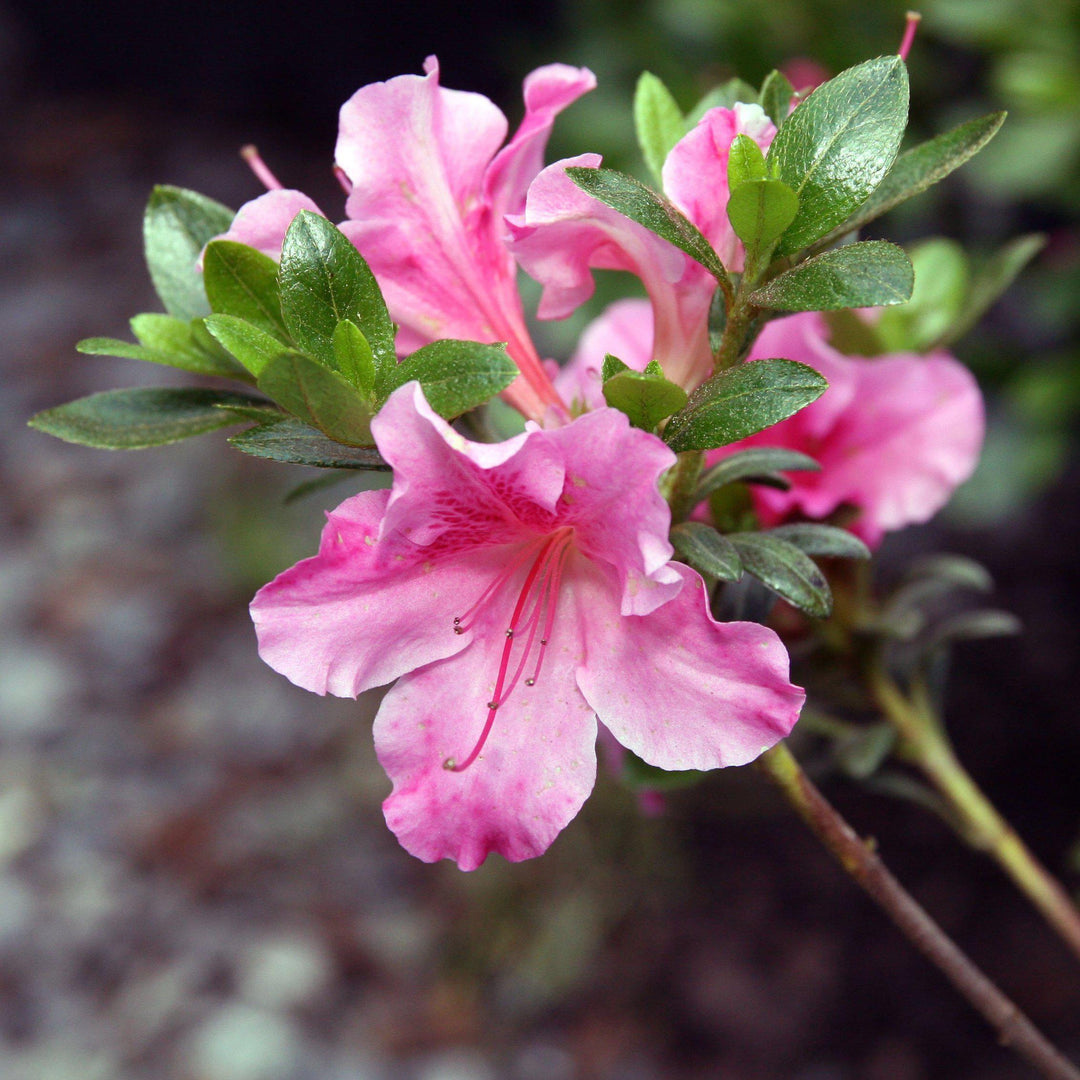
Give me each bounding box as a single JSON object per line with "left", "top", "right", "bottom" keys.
{"left": 28, "top": 387, "right": 258, "bottom": 449}
{"left": 565, "top": 167, "right": 731, "bottom": 288}
{"left": 333, "top": 319, "right": 376, "bottom": 395}
{"left": 278, "top": 211, "right": 396, "bottom": 372}
{"left": 202, "top": 314, "right": 286, "bottom": 378}
{"left": 834, "top": 723, "right": 897, "bottom": 780}
{"left": 143, "top": 186, "right": 234, "bottom": 321}
{"left": 696, "top": 447, "right": 820, "bottom": 500}
{"left": 635, "top": 72, "right": 685, "bottom": 184}
{"left": 669, "top": 521, "right": 742, "bottom": 581}
{"left": 257, "top": 350, "right": 375, "bottom": 445}
{"left": 767, "top": 56, "right": 909, "bottom": 256}
{"left": 922, "top": 610, "right": 1022, "bottom": 653}
{"left": 765, "top": 523, "right": 870, "bottom": 560}
{"left": 602, "top": 363, "right": 688, "bottom": 431}
{"left": 727, "top": 134, "right": 768, "bottom": 191}
{"left": 749, "top": 241, "right": 913, "bottom": 311}
{"left": 686, "top": 78, "right": 759, "bottom": 126}
{"left": 943, "top": 234, "right": 1045, "bottom": 346}
{"left": 875, "top": 238, "right": 970, "bottom": 352}
{"left": 229, "top": 418, "right": 389, "bottom": 470}
{"left": 726, "top": 179, "right": 799, "bottom": 251}
{"left": 383, "top": 339, "right": 518, "bottom": 418}
{"left": 727, "top": 532, "right": 832, "bottom": 617}
{"left": 202, "top": 240, "right": 289, "bottom": 340}
{"left": 621, "top": 749, "right": 706, "bottom": 792}
{"left": 820, "top": 112, "right": 1007, "bottom": 246}
{"left": 759, "top": 69, "right": 795, "bottom": 129}
{"left": 601, "top": 353, "right": 631, "bottom": 382}
{"left": 663, "top": 358, "right": 829, "bottom": 452}
{"left": 78, "top": 315, "right": 249, "bottom": 382}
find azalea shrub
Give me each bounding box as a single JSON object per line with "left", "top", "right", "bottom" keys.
{"left": 30, "top": 38, "right": 1039, "bottom": 874}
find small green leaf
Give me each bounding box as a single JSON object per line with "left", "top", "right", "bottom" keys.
{"left": 922, "top": 610, "right": 1022, "bottom": 653}
{"left": 835, "top": 723, "right": 897, "bottom": 780}
{"left": 602, "top": 365, "right": 688, "bottom": 431}
{"left": 765, "top": 523, "right": 870, "bottom": 560}
{"left": 229, "top": 418, "right": 389, "bottom": 470}
{"left": 727, "top": 532, "right": 833, "bottom": 617}
{"left": 875, "top": 239, "right": 970, "bottom": 352}
{"left": 383, "top": 339, "right": 518, "bottom": 418}
{"left": 28, "top": 387, "right": 259, "bottom": 449}
{"left": 202, "top": 314, "right": 286, "bottom": 378}
{"left": 727, "top": 134, "right": 768, "bottom": 191}
{"left": 821, "top": 112, "right": 1007, "bottom": 246}
{"left": 664, "top": 358, "right": 829, "bottom": 452}
{"left": 202, "top": 240, "right": 289, "bottom": 340}
{"left": 257, "top": 350, "right": 375, "bottom": 445}
{"left": 686, "top": 78, "right": 759, "bottom": 126}
{"left": 726, "top": 179, "right": 799, "bottom": 250}
{"left": 565, "top": 167, "right": 731, "bottom": 288}
{"left": 696, "top": 447, "right": 820, "bottom": 501}
{"left": 767, "top": 56, "right": 909, "bottom": 256}
{"left": 601, "top": 353, "right": 631, "bottom": 382}
{"left": 635, "top": 72, "right": 685, "bottom": 184}
{"left": 143, "top": 186, "right": 234, "bottom": 321}
{"left": 759, "top": 69, "right": 795, "bottom": 129}
{"left": 669, "top": 521, "right": 742, "bottom": 581}
{"left": 333, "top": 319, "right": 376, "bottom": 395}
{"left": 621, "top": 749, "right": 706, "bottom": 792}
{"left": 749, "top": 241, "right": 913, "bottom": 311}
{"left": 279, "top": 211, "right": 396, "bottom": 372}
{"left": 943, "top": 234, "right": 1045, "bottom": 346}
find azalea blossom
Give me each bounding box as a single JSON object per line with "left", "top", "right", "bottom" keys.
{"left": 510, "top": 104, "right": 775, "bottom": 391}
{"left": 215, "top": 58, "right": 596, "bottom": 422}
{"left": 251, "top": 382, "right": 804, "bottom": 869}
{"left": 565, "top": 302, "right": 984, "bottom": 546}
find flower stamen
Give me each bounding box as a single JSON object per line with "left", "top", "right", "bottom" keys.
{"left": 240, "top": 144, "right": 284, "bottom": 191}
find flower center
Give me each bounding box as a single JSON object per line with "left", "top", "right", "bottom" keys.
{"left": 443, "top": 527, "right": 574, "bottom": 772}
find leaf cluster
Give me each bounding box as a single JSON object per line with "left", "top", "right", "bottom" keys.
{"left": 30, "top": 190, "right": 517, "bottom": 469}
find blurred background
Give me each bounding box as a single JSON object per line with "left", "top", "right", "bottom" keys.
{"left": 2, "top": 0, "right": 1079, "bottom": 1077}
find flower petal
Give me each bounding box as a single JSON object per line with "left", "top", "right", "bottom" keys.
{"left": 577, "top": 563, "right": 804, "bottom": 770}
{"left": 376, "top": 556, "right": 598, "bottom": 869}
{"left": 214, "top": 189, "right": 325, "bottom": 261}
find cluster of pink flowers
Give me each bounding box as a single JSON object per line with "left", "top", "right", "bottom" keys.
{"left": 234, "top": 59, "right": 983, "bottom": 868}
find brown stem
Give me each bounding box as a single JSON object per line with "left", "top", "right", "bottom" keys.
{"left": 758, "top": 742, "right": 1080, "bottom": 1080}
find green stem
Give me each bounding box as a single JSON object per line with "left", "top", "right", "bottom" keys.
{"left": 663, "top": 449, "right": 705, "bottom": 523}
{"left": 870, "top": 668, "right": 1080, "bottom": 965}
{"left": 758, "top": 742, "right": 1080, "bottom": 1080}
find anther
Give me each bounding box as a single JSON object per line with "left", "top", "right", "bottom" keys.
{"left": 505, "top": 629, "right": 514, "bottom": 638}
{"left": 540, "top": 638, "right": 548, "bottom": 645}
{"left": 453, "top": 626, "right": 464, "bottom": 635}
{"left": 443, "top": 757, "right": 456, "bottom": 770}
{"left": 487, "top": 700, "right": 499, "bottom": 711}
{"left": 525, "top": 678, "right": 535, "bottom": 687}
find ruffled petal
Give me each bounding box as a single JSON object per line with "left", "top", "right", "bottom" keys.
{"left": 510, "top": 156, "right": 714, "bottom": 389}
{"left": 375, "top": 553, "right": 598, "bottom": 869}
{"left": 577, "top": 563, "right": 804, "bottom": 770}
{"left": 214, "top": 189, "right": 325, "bottom": 262}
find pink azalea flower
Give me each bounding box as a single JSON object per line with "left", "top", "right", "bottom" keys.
{"left": 251, "top": 383, "right": 804, "bottom": 869}
{"left": 215, "top": 58, "right": 596, "bottom": 423}
{"left": 510, "top": 104, "right": 775, "bottom": 391}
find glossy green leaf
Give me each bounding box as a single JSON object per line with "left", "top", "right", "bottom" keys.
{"left": 696, "top": 447, "right": 820, "bottom": 500}
{"left": 565, "top": 167, "right": 730, "bottom": 287}
{"left": 669, "top": 521, "right": 742, "bottom": 581}
{"left": 767, "top": 56, "right": 909, "bottom": 256}
{"left": 143, "top": 186, "right": 234, "bottom": 321}
{"left": 727, "top": 532, "right": 832, "bottom": 617}
{"left": 635, "top": 71, "right": 684, "bottom": 184}
{"left": 663, "top": 358, "right": 829, "bottom": 452}
{"left": 749, "top": 241, "right": 913, "bottom": 311}
{"left": 602, "top": 362, "right": 688, "bottom": 431}
{"left": 383, "top": 339, "right": 518, "bottom": 418}
{"left": 875, "top": 239, "right": 970, "bottom": 352}
{"left": 278, "top": 211, "right": 396, "bottom": 372}
{"left": 601, "top": 353, "right": 631, "bottom": 382}
{"left": 332, "top": 319, "right": 376, "bottom": 395}
{"left": 727, "top": 134, "right": 768, "bottom": 191}
{"left": 766, "top": 523, "right": 870, "bottom": 560}
{"left": 28, "top": 387, "right": 258, "bottom": 449}
{"left": 726, "top": 179, "right": 799, "bottom": 250}
{"left": 257, "top": 350, "right": 375, "bottom": 445}
{"left": 821, "top": 111, "right": 1007, "bottom": 246}
{"left": 943, "top": 233, "right": 1045, "bottom": 346}
{"left": 759, "top": 69, "right": 795, "bottom": 129}
{"left": 202, "top": 240, "right": 289, "bottom": 340}
{"left": 202, "top": 314, "right": 286, "bottom": 378}
{"left": 229, "top": 419, "right": 389, "bottom": 469}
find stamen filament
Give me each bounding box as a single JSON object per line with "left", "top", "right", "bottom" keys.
{"left": 898, "top": 11, "right": 921, "bottom": 62}
{"left": 241, "top": 145, "right": 284, "bottom": 191}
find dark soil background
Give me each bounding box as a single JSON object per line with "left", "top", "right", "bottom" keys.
{"left": 2, "top": 1, "right": 1078, "bottom": 1078}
